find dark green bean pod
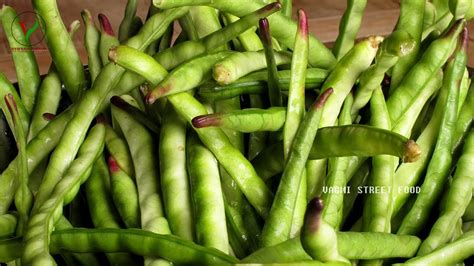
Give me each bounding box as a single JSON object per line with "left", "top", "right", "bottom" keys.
{"left": 32, "top": 0, "right": 86, "bottom": 102}
{"left": 0, "top": 5, "right": 41, "bottom": 113}
{"left": 118, "top": 0, "right": 138, "bottom": 42}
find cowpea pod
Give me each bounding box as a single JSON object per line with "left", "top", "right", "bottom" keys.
{"left": 0, "top": 73, "right": 30, "bottom": 137}
{"left": 387, "top": 20, "right": 464, "bottom": 124}
{"left": 260, "top": 89, "right": 333, "bottom": 247}
{"left": 417, "top": 131, "right": 474, "bottom": 255}
{"left": 242, "top": 232, "right": 420, "bottom": 263}
{"left": 319, "top": 36, "right": 382, "bottom": 127}
{"left": 187, "top": 133, "right": 228, "bottom": 253}
{"left": 32, "top": 0, "right": 86, "bottom": 102}
{"left": 0, "top": 213, "right": 17, "bottom": 238}
{"left": 104, "top": 125, "right": 135, "bottom": 177}
{"left": 118, "top": 0, "right": 139, "bottom": 42}
{"left": 332, "top": 0, "right": 368, "bottom": 59}
{"left": 153, "top": 0, "right": 336, "bottom": 69}
{"left": 464, "top": 199, "right": 474, "bottom": 222}
{"left": 146, "top": 51, "right": 234, "bottom": 102}
{"left": 213, "top": 50, "right": 292, "bottom": 85}
{"left": 389, "top": 0, "right": 425, "bottom": 91}
{"left": 22, "top": 123, "right": 105, "bottom": 266}
{"left": 259, "top": 18, "right": 282, "bottom": 107}
{"left": 452, "top": 80, "right": 474, "bottom": 155}
{"left": 0, "top": 5, "right": 40, "bottom": 113}
{"left": 110, "top": 40, "right": 273, "bottom": 218}
{"left": 192, "top": 107, "right": 286, "bottom": 132}
{"left": 397, "top": 28, "right": 467, "bottom": 235}
{"left": 81, "top": 10, "right": 101, "bottom": 82}
{"left": 351, "top": 30, "right": 415, "bottom": 118}
{"left": 98, "top": 14, "right": 120, "bottom": 66}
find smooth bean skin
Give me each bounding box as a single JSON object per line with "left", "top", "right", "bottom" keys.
{"left": 192, "top": 107, "right": 286, "bottom": 132}
{"left": 213, "top": 50, "right": 292, "bottom": 85}
{"left": 154, "top": 0, "right": 336, "bottom": 69}
{"left": 242, "top": 232, "right": 420, "bottom": 263}
{"left": 0, "top": 5, "right": 41, "bottom": 113}
{"left": 259, "top": 18, "right": 282, "bottom": 107}
{"left": 118, "top": 0, "right": 138, "bottom": 42}
{"left": 332, "top": 0, "right": 368, "bottom": 59}
{"left": 32, "top": 0, "right": 86, "bottom": 101}
{"left": 109, "top": 157, "right": 141, "bottom": 229}
{"left": 0, "top": 73, "right": 30, "bottom": 136}
{"left": 464, "top": 199, "right": 474, "bottom": 221}
{"left": 417, "top": 131, "right": 474, "bottom": 255}
{"left": 319, "top": 36, "right": 382, "bottom": 127}
{"left": 104, "top": 125, "right": 135, "bottom": 177}
{"left": 159, "top": 105, "right": 194, "bottom": 240}
{"left": 0, "top": 213, "right": 17, "bottom": 238}
{"left": 399, "top": 232, "right": 474, "bottom": 265}
{"left": 187, "top": 134, "right": 228, "bottom": 253}
{"left": 452, "top": 80, "right": 474, "bottom": 155}
{"left": 81, "top": 10, "right": 101, "bottom": 82}
{"left": 98, "top": 14, "right": 120, "bottom": 66}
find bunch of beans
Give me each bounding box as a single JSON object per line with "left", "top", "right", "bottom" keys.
{"left": 0, "top": 0, "right": 474, "bottom": 265}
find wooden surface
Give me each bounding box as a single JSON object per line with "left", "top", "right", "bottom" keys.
{"left": 0, "top": 0, "right": 472, "bottom": 82}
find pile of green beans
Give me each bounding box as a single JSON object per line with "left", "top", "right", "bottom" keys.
{"left": 0, "top": 0, "right": 474, "bottom": 265}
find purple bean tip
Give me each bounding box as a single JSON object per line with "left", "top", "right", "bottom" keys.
{"left": 314, "top": 88, "right": 333, "bottom": 109}
{"left": 108, "top": 156, "right": 121, "bottom": 173}
{"left": 42, "top": 113, "right": 56, "bottom": 121}
{"left": 98, "top": 13, "right": 115, "bottom": 36}
{"left": 304, "top": 197, "right": 324, "bottom": 233}
{"left": 298, "top": 9, "right": 308, "bottom": 38}
{"left": 191, "top": 115, "right": 221, "bottom": 128}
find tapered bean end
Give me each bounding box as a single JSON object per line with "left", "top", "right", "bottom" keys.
{"left": 304, "top": 197, "right": 324, "bottom": 234}
{"left": 445, "top": 19, "right": 466, "bottom": 38}
{"left": 108, "top": 46, "right": 118, "bottom": 63}
{"left": 460, "top": 26, "right": 468, "bottom": 52}
{"left": 110, "top": 95, "right": 128, "bottom": 109}
{"left": 42, "top": 113, "right": 56, "bottom": 121}
{"left": 152, "top": 0, "right": 162, "bottom": 8}
{"left": 260, "top": 2, "right": 282, "bottom": 14}
{"left": 402, "top": 140, "right": 421, "bottom": 163}
{"left": 145, "top": 92, "right": 158, "bottom": 105}
{"left": 68, "top": 20, "right": 81, "bottom": 35}
{"left": 108, "top": 156, "right": 121, "bottom": 173}
{"left": 313, "top": 88, "right": 333, "bottom": 110}
{"left": 4, "top": 94, "right": 17, "bottom": 118}
{"left": 98, "top": 13, "right": 115, "bottom": 36}
{"left": 192, "top": 115, "right": 221, "bottom": 128}
{"left": 80, "top": 10, "right": 93, "bottom": 22}
{"left": 258, "top": 18, "right": 272, "bottom": 46}
{"left": 297, "top": 9, "right": 308, "bottom": 38}
{"left": 368, "top": 36, "right": 384, "bottom": 49}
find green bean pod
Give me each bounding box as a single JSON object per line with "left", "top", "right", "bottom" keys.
{"left": 213, "top": 50, "right": 292, "bottom": 85}
{"left": 32, "top": 0, "right": 86, "bottom": 102}
{"left": 110, "top": 96, "right": 160, "bottom": 134}
{"left": 351, "top": 30, "right": 415, "bottom": 118}
{"left": 22, "top": 122, "right": 105, "bottom": 266}
{"left": 154, "top": 3, "right": 281, "bottom": 70}
{"left": 399, "top": 232, "right": 474, "bottom": 265}
{"left": 0, "top": 5, "right": 41, "bottom": 113}
{"left": 81, "top": 10, "right": 102, "bottom": 82}
{"left": 320, "top": 36, "right": 382, "bottom": 127}
{"left": 86, "top": 155, "right": 136, "bottom": 266}
{"left": 417, "top": 131, "right": 474, "bottom": 255}
{"left": 301, "top": 198, "right": 349, "bottom": 263}
{"left": 159, "top": 104, "right": 194, "bottom": 240}
{"left": 423, "top": 2, "right": 437, "bottom": 30}
{"left": 118, "top": 0, "right": 138, "bottom": 42}
{"left": 104, "top": 125, "right": 135, "bottom": 177}
{"left": 332, "top": 0, "right": 368, "bottom": 59}
{"left": 189, "top": 6, "right": 228, "bottom": 51}
{"left": 153, "top": 0, "right": 336, "bottom": 69}
{"left": 261, "top": 89, "right": 333, "bottom": 247}
{"left": 108, "top": 156, "right": 141, "bottom": 229}
{"left": 222, "top": 13, "right": 263, "bottom": 52}
{"left": 464, "top": 199, "right": 474, "bottom": 222}
{"left": 259, "top": 18, "right": 282, "bottom": 106}
{"left": 387, "top": 20, "right": 464, "bottom": 124}
{"left": 146, "top": 51, "right": 233, "bottom": 103}
{"left": 192, "top": 107, "right": 285, "bottom": 132}
{"left": 0, "top": 213, "right": 17, "bottom": 238}
{"left": 27, "top": 72, "right": 62, "bottom": 140}
{"left": 4, "top": 94, "right": 32, "bottom": 236}
{"left": 198, "top": 68, "right": 328, "bottom": 101}
{"left": 397, "top": 28, "right": 467, "bottom": 235}
{"left": 98, "top": 14, "right": 120, "bottom": 66}
{"left": 452, "top": 80, "right": 474, "bottom": 155}
{"left": 187, "top": 133, "right": 228, "bottom": 253}
{"left": 321, "top": 94, "right": 353, "bottom": 229}
{"left": 0, "top": 73, "right": 30, "bottom": 137}
{"left": 389, "top": 0, "right": 425, "bottom": 91}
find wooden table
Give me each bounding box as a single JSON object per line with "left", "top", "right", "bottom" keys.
{"left": 0, "top": 0, "right": 472, "bottom": 82}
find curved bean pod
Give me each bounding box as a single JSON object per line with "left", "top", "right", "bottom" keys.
{"left": 0, "top": 213, "right": 17, "bottom": 238}
{"left": 32, "top": 0, "right": 86, "bottom": 101}
{"left": 213, "top": 50, "right": 291, "bottom": 85}
{"left": 118, "top": 0, "right": 138, "bottom": 42}
{"left": 81, "top": 10, "right": 102, "bottom": 82}
{"left": 192, "top": 107, "right": 286, "bottom": 132}
{"left": 0, "top": 5, "right": 40, "bottom": 113}
{"left": 259, "top": 18, "right": 282, "bottom": 106}
{"left": 417, "top": 131, "right": 474, "bottom": 255}
{"left": 397, "top": 29, "right": 467, "bottom": 235}
{"left": 98, "top": 14, "right": 120, "bottom": 66}
{"left": 22, "top": 123, "right": 105, "bottom": 266}
{"left": 0, "top": 73, "right": 30, "bottom": 136}
{"left": 261, "top": 89, "right": 333, "bottom": 247}
{"left": 332, "top": 0, "right": 368, "bottom": 59}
